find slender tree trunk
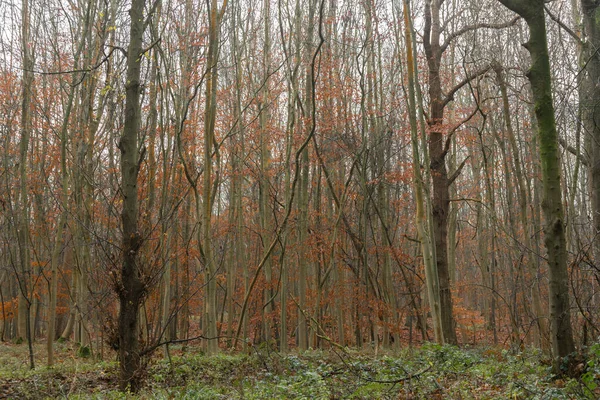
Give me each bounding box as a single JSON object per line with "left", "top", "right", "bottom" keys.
{"left": 229, "top": 0, "right": 246, "bottom": 349}
{"left": 202, "top": 0, "right": 226, "bottom": 355}
{"left": 17, "top": 0, "right": 35, "bottom": 370}
{"left": 297, "top": 0, "right": 316, "bottom": 351}
{"left": 17, "top": 0, "right": 33, "bottom": 346}
{"left": 260, "top": 0, "right": 274, "bottom": 344}
{"left": 581, "top": 0, "right": 600, "bottom": 314}
{"left": 47, "top": 79, "right": 76, "bottom": 366}
{"left": 277, "top": 0, "right": 302, "bottom": 352}
{"left": 495, "top": 66, "right": 548, "bottom": 349}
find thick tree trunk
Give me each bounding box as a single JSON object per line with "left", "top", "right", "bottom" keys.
{"left": 423, "top": 0, "right": 458, "bottom": 345}
{"left": 118, "top": 0, "right": 146, "bottom": 391}
{"left": 403, "top": 0, "right": 444, "bottom": 344}
{"left": 497, "top": 0, "right": 575, "bottom": 374}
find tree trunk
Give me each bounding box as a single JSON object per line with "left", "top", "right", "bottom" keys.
{"left": 423, "top": 0, "right": 458, "bottom": 345}
{"left": 403, "top": 0, "right": 444, "bottom": 344}
{"left": 497, "top": 0, "right": 575, "bottom": 374}
{"left": 580, "top": 0, "right": 600, "bottom": 316}
{"left": 259, "top": 0, "right": 274, "bottom": 344}
{"left": 297, "top": 0, "right": 316, "bottom": 351}
{"left": 17, "top": 0, "right": 35, "bottom": 370}
{"left": 118, "top": 0, "right": 146, "bottom": 391}
{"left": 202, "top": 0, "right": 224, "bottom": 355}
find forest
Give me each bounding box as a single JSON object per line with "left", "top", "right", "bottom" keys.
{"left": 1, "top": 0, "right": 600, "bottom": 397}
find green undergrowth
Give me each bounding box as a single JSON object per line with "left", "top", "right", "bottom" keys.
{"left": 1, "top": 342, "right": 599, "bottom": 399}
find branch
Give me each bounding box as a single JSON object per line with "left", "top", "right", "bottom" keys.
{"left": 140, "top": 333, "right": 233, "bottom": 357}
{"left": 448, "top": 156, "right": 469, "bottom": 185}
{"left": 137, "top": 146, "right": 147, "bottom": 172}
{"left": 559, "top": 137, "right": 589, "bottom": 166}
{"left": 218, "top": 0, "right": 229, "bottom": 21}
{"left": 106, "top": 44, "right": 128, "bottom": 57}
{"left": 423, "top": 0, "right": 433, "bottom": 61}
{"left": 363, "top": 365, "right": 433, "bottom": 384}
{"left": 290, "top": 294, "right": 346, "bottom": 351}
{"left": 141, "top": 38, "right": 161, "bottom": 55}
{"left": 143, "top": 0, "right": 162, "bottom": 30}
{"left": 441, "top": 16, "right": 520, "bottom": 53}
{"left": 24, "top": 45, "right": 122, "bottom": 76}
{"left": 442, "top": 64, "right": 491, "bottom": 107}
{"left": 544, "top": 5, "right": 582, "bottom": 44}
{"left": 496, "top": 0, "right": 531, "bottom": 17}
{"left": 442, "top": 104, "right": 480, "bottom": 158}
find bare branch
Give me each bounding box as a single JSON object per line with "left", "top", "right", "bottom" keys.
{"left": 143, "top": 0, "right": 162, "bottom": 30}
{"left": 559, "top": 137, "right": 589, "bottom": 166}
{"left": 441, "top": 16, "right": 520, "bottom": 53}
{"left": 449, "top": 156, "right": 469, "bottom": 185}
{"left": 141, "top": 38, "right": 161, "bottom": 55}
{"left": 442, "top": 104, "right": 480, "bottom": 158}
{"left": 24, "top": 45, "right": 122, "bottom": 76}
{"left": 442, "top": 64, "right": 491, "bottom": 107}
{"left": 544, "top": 5, "right": 582, "bottom": 44}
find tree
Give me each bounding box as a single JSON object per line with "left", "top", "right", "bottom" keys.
{"left": 421, "top": 0, "right": 516, "bottom": 345}
{"left": 580, "top": 0, "right": 600, "bottom": 318}
{"left": 496, "top": 0, "right": 576, "bottom": 374}
{"left": 201, "top": 0, "right": 222, "bottom": 356}
{"left": 118, "top": 0, "right": 147, "bottom": 390}
{"left": 17, "top": 0, "right": 35, "bottom": 369}
{"left": 402, "top": 0, "right": 443, "bottom": 344}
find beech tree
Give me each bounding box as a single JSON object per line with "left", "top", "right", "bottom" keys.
{"left": 496, "top": 0, "right": 576, "bottom": 373}
{"left": 580, "top": 0, "right": 600, "bottom": 320}
{"left": 17, "top": 0, "right": 35, "bottom": 368}
{"left": 118, "top": 0, "right": 147, "bottom": 390}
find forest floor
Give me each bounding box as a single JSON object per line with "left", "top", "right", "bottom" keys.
{"left": 0, "top": 341, "right": 599, "bottom": 399}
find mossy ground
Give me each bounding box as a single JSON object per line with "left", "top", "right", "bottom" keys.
{"left": 1, "top": 341, "right": 599, "bottom": 399}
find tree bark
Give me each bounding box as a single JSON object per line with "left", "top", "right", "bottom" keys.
{"left": 580, "top": 0, "right": 600, "bottom": 316}
{"left": 17, "top": 0, "right": 35, "bottom": 370}
{"left": 118, "top": 0, "right": 146, "bottom": 390}
{"left": 202, "top": 0, "right": 226, "bottom": 355}
{"left": 403, "top": 0, "right": 444, "bottom": 344}
{"left": 423, "top": 0, "right": 458, "bottom": 345}
{"left": 497, "top": 0, "right": 576, "bottom": 373}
